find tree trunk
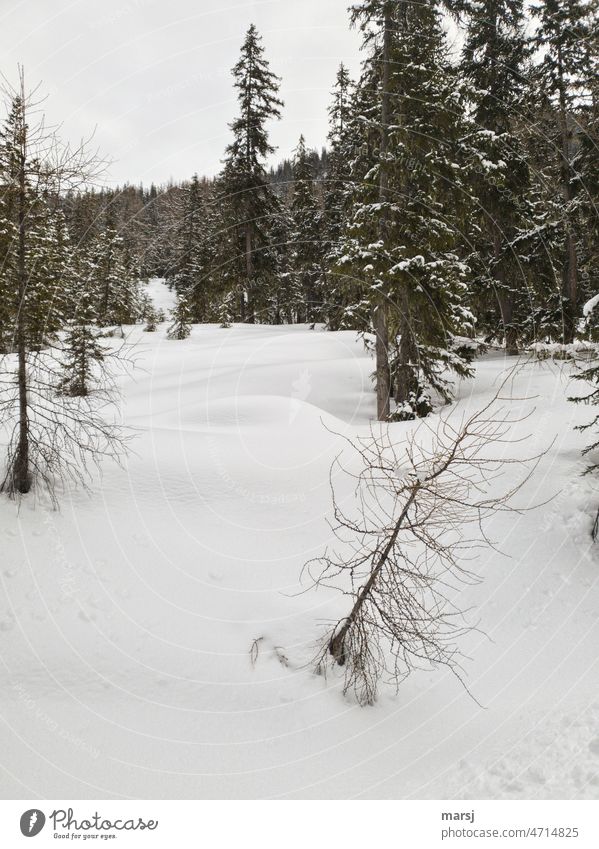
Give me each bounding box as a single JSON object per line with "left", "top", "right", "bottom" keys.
{"left": 244, "top": 222, "right": 254, "bottom": 324}
{"left": 492, "top": 225, "right": 518, "bottom": 355}
{"left": 329, "top": 483, "right": 421, "bottom": 665}
{"left": 375, "top": 5, "right": 394, "bottom": 422}
{"left": 557, "top": 44, "right": 578, "bottom": 344}
{"left": 13, "top": 95, "right": 30, "bottom": 493}
{"left": 375, "top": 302, "right": 391, "bottom": 419}
{"left": 395, "top": 286, "right": 417, "bottom": 403}
{"left": 562, "top": 231, "right": 578, "bottom": 344}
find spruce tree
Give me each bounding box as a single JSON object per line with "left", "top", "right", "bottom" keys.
{"left": 574, "top": 14, "right": 599, "bottom": 331}
{"left": 0, "top": 89, "right": 35, "bottom": 492}
{"left": 0, "top": 140, "right": 18, "bottom": 354}
{"left": 348, "top": 1, "right": 395, "bottom": 419}
{"left": 290, "top": 135, "right": 322, "bottom": 323}
{"left": 59, "top": 287, "right": 106, "bottom": 398}
{"left": 339, "top": 0, "right": 475, "bottom": 420}
{"left": 220, "top": 24, "right": 284, "bottom": 323}
{"left": 457, "top": 0, "right": 539, "bottom": 353}
{"left": 91, "top": 212, "right": 143, "bottom": 328}
{"left": 531, "top": 0, "right": 597, "bottom": 341}
{"left": 268, "top": 205, "right": 296, "bottom": 324}
{"left": 167, "top": 291, "right": 192, "bottom": 340}
{"left": 0, "top": 74, "right": 129, "bottom": 499}
{"left": 323, "top": 64, "right": 355, "bottom": 330}
{"left": 26, "top": 205, "right": 75, "bottom": 350}
{"left": 170, "top": 175, "right": 206, "bottom": 318}
{"left": 325, "top": 64, "right": 353, "bottom": 233}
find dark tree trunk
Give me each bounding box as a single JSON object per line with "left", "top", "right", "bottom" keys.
{"left": 492, "top": 225, "right": 518, "bottom": 355}
{"left": 329, "top": 484, "right": 420, "bottom": 665}
{"left": 557, "top": 44, "right": 578, "bottom": 344}
{"left": 244, "top": 222, "right": 254, "bottom": 324}
{"left": 13, "top": 104, "right": 30, "bottom": 494}
{"left": 375, "top": 302, "right": 390, "bottom": 419}
{"left": 395, "top": 286, "right": 418, "bottom": 403}
{"left": 374, "top": 5, "right": 394, "bottom": 422}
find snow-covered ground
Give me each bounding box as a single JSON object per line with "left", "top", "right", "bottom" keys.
{"left": 1, "top": 280, "right": 598, "bottom": 800}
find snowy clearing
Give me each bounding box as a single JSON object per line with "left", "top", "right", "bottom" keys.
{"left": 1, "top": 283, "right": 598, "bottom": 800}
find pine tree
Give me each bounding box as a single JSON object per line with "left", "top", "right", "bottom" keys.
{"left": 327, "top": 58, "right": 382, "bottom": 337}
{"left": 323, "top": 64, "right": 355, "bottom": 330}
{"left": 325, "top": 65, "right": 353, "bottom": 230}
{"left": 187, "top": 181, "right": 221, "bottom": 323}
{"left": 216, "top": 290, "right": 236, "bottom": 329}
{"left": 531, "top": 0, "right": 597, "bottom": 341}
{"left": 0, "top": 73, "right": 129, "bottom": 499}
{"left": 26, "top": 204, "right": 75, "bottom": 349}
{"left": 220, "top": 24, "right": 284, "bottom": 323}
{"left": 59, "top": 286, "right": 106, "bottom": 397}
{"left": 0, "top": 135, "right": 18, "bottom": 353}
{"left": 267, "top": 205, "right": 296, "bottom": 324}
{"left": 574, "top": 13, "right": 599, "bottom": 332}
{"left": 171, "top": 175, "right": 206, "bottom": 318}
{"left": 0, "top": 88, "right": 35, "bottom": 492}
{"left": 140, "top": 294, "right": 162, "bottom": 332}
{"left": 91, "top": 212, "right": 143, "bottom": 327}
{"left": 348, "top": 1, "right": 395, "bottom": 419}
{"left": 0, "top": 100, "right": 73, "bottom": 355}
{"left": 290, "top": 136, "right": 322, "bottom": 323}
{"left": 457, "top": 0, "right": 540, "bottom": 353}
{"left": 339, "top": 0, "right": 475, "bottom": 420}
{"left": 167, "top": 291, "right": 192, "bottom": 340}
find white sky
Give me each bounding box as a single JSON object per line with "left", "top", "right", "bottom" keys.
{"left": 0, "top": 0, "right": 363, "bottom": 186}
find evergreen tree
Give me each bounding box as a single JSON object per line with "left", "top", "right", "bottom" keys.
{"left": 531, "top": 0, "right": 597, "bottom": 341}
{"left": 59, "top": 286, "right": 106, "bottom": 398}
{"left": 26, "top": 205, "right": 75, "bottom": 349}
{"left": 219, "top": 24, "right": 284, "bottom": 323}
{"left": 140, "top": 295, "right": 162, "bottom": 332}
{"left": 170, "top": 175, "right": 208, "bottom": 318}
{"left": 290, "top": 135, "right": 322, "bottom": 323}
{"left": 0, "top": 135, "right": 18, "bottom": 353}
{"left": 326, "top": 64, "right": 353, "bottom": 215}
{"left": 457, "top": 0, "right": 541, "bottom": 353}
{"left": 0, "top": 76, "right": 127, "bottom": 496}
{"left": 339, "top": 0, "right": 475, "bottom": 420}
{"left": 167, "top": 291, "right": 192, "bottom": 340}
{"left": 323, "top": 64, "right": 355, "bottom": 330}
{"left": 91, "top": 212, "right": 143, "bottom": 327}
{"left": 574, "top": 12, "right": 599, "bottom": 330}
{"left": 0, "top": 89, "right": 37, "bottom": 492}
{"left": 267, "top": 206, "right": 296, "bottom": 323}
{"left": 0, "top": 99, "right": 72, "bottom": 355}
{"left": 216, "top": 290, "right": 236, "bottom": 329}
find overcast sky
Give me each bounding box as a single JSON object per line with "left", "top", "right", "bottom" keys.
{"left": 0, "top": 0, "right": 363, "bottom": 186}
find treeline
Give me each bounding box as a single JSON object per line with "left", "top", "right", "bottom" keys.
{"left": 76, "top": 1, "right": 599, "bottom": 421}
{"left": 2, "top": 0, "right": 598, "bottom": 427}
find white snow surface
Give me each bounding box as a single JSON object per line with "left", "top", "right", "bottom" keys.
{"left": 1, "top": 281, "right": 599, "bottom": 800}
{"left": 583, "top": 293, "right": 599, "bottom": 319}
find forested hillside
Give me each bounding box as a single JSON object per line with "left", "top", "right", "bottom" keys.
{"left": 1, "top": 1, "right": 596, "bottom": 428}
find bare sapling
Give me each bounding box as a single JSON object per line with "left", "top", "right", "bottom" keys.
{"left": 305, "top": 387, "right": 547, "bottom": 705}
